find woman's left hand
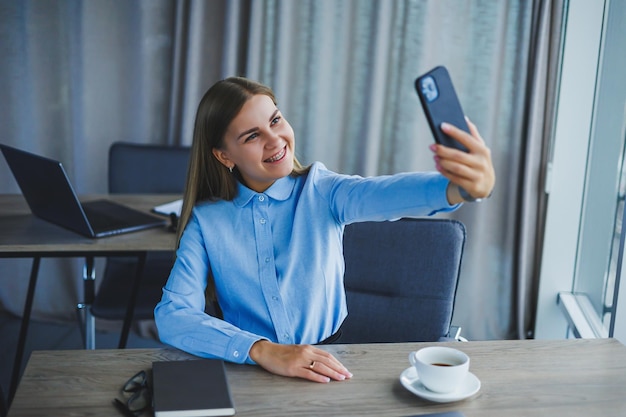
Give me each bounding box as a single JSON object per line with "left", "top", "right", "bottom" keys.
{"left": 430, "top": 117, "right": 495, "bottom": 205}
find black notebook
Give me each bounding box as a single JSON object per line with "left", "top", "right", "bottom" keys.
{"left": 152, "top": 359, "right": 235, "bottom": 417}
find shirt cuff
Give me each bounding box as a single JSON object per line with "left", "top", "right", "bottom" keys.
{"left": 429, "top": 177, "right": 461, "bottom": 215}
{"left": 226, "top": 332, "right": 265, "bottom": 364}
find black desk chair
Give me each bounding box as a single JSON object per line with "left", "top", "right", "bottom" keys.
{"left": 88, "top": 142, "right": 190, "bottom": 348}
{"left": 340, "top": 218, "right": 466, "bottom": 343}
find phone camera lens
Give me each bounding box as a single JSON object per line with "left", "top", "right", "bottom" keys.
{"left": 421, "top": 76, "right": 439, "bottom": 102}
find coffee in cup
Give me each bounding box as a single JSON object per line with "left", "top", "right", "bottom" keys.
{"left": 408, "top": 346, "right": 469, "bottom": 393}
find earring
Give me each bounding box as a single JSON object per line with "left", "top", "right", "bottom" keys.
{"left": 229, "top": 166, "right": 233, "bottom": 173}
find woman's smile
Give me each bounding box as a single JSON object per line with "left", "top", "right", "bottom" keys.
{"left": 265, "top": 146, "right": 286, "bottom": 163}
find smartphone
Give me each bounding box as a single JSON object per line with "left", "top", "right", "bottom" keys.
{"left": 415, "top": 66, "right": 470, "bottom": 152}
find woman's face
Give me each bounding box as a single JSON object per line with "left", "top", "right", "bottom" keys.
{"left": 213, "top": 94, "right": 295, "bottom": 193}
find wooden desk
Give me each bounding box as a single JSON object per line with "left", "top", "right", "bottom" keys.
{"left": 0, "top": 194, "right": 177, "bottom": 254}
{"left": 7, "top": 339, "right": 626, "bottom": 417}
{"left": 0, "top": 194, "right": 178, "bottom": 404}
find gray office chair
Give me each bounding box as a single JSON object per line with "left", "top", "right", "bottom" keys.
{"left": 88, "top": 142, "right": 190, "bottom": 347}
{"left": 339, "top": 218, "right": 466, "bottom": 343}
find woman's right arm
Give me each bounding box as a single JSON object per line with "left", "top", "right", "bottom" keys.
{"left": 155, "top": 210, "right": 352, "bottom": 382}
{"left": 154, "top": 213, "right": 262, "bottom": 364}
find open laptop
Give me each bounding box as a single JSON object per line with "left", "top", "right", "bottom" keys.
{"left": 1, "top": 143, "right": 166, "bottom": 238}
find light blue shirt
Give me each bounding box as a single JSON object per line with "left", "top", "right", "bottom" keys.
{"left": 154, "top": 162, "right": 457, "bottom": 364}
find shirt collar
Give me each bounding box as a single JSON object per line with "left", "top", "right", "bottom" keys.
{"left": 233, "top": 175, "right": 296, "bottom": 207}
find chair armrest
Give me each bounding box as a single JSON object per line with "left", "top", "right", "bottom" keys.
{"left": 448, "top": 325, "right": 468, "bottom": 342}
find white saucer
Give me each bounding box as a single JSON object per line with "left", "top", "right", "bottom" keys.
{"left": 399, "top": 367, "right": 481, "bottom": 403}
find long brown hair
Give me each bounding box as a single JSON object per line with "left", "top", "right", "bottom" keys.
{"left": 177, "top": 77, "right": 308, "bottom": 301}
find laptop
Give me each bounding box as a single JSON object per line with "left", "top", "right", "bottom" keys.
{"left": 1, "top": 143, "right": 166, "bottom": 238}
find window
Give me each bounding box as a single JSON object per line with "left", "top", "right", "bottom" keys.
{"left": 535, "top": 0, "right": 626, "bottom": 341}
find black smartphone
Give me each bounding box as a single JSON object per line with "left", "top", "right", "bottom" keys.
{"left": 415, "top": 65, "right": 470, "bottom": 152}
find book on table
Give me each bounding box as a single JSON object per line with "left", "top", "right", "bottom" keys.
{"left": 152, "top": 359, "right": 235, "bottom": 417}
{"left": 152, "top": 199, "right": 183, "bottom": 217}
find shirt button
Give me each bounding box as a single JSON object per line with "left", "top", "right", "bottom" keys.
{"left": 260, "top": 218, "right": 266, "bottom": 224}
{"left": 233, "top": 351, "right": 240, "bottom": 358}
{"left": 272, "top": 296, "right": 278, "bottom": 301}
{"left": 258, "top": 195, "right": 265, "bottom": 202}
{"left": 265, "top": 257, "right": 270, "bottom": 263}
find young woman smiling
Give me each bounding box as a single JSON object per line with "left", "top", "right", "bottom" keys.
{"left": 155, "top": 77, "right": 495, "bottom": 383}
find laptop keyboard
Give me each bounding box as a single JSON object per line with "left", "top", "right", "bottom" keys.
{"left": 81, "top": 200, "right": 163, "bottom": 233}
{"left": 82, "top": 204, "right": 132, "bottom": 231}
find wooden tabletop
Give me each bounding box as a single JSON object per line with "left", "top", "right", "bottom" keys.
{"left": 7, "top": 338, "right": 626, "bottom": 417}
{"left": 0, "top": 194, "right": 178, "bottom": 254}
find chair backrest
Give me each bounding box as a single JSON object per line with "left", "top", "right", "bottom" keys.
{"left": 340, "top": 218, "right": 466, "bottom": 343}
{"left": 108, "top": 142, "right": 190, "bottom": 194}
{"left": 92, "top": 142, "right": 191, "bottom": 323}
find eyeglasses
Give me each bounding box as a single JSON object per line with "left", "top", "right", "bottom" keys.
{"left": 112, "top": 370, "right": 153, "bottom": 416}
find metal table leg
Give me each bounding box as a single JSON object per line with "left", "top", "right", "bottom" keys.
{"left": 82, "top": 256, "right": 96, "bottom": 350}
{"left": 8, "top": 257, "right": 40, "bottom": 406}
{"left": 118, "top": 252, "right": 147, "bottom": 348}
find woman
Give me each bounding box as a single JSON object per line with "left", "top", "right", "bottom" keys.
{"left": 154, "top": 77, "right": 495, "bottom": 383}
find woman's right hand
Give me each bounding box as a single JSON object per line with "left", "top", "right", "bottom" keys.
{"left": 431, "top": 117, "right": 495, "bottom": 204}
{"left": 248, "top": 340, "right": 353, "bottom": 383}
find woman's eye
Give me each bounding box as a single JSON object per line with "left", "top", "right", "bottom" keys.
{"left": 271, "top": 116, "right": 281, "bottom": 125}
{"left": 245, "top": 132, "right": 259, "bottom": 142}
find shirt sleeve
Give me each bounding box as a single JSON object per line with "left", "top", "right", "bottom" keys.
{"left": 154, "top": 212, "right": 264, "bottom": 364}
{"left": 311, "top": 163, "right": 459, "bottom": 224}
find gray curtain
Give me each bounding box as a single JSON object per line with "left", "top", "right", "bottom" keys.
{"left": 0, "top": 0, "right": 563, "bottom": 341}
{"left": 514, "top": 0, "right": 564, "bottom": 338}
{"left": 0, "top": 0, "right": 233, "bottom": 325}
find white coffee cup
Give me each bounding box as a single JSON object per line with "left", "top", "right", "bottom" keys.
{"left": 408, "top": 346, "right": 470, "bottom": 394}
